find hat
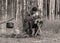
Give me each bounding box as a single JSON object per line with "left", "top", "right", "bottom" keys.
{"left": 31, "top": 7, "right": 37, "bottom": 11}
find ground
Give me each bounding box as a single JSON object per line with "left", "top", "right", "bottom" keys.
{"left": 0, "top": 20, "right": 60, "bottom": 43}
{"left": 0, "top": 34, "right": 60, "bottom": 43}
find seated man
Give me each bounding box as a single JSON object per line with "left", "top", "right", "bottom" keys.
{"left": 24, "top": 7, "right": 43, "bottom": 37}
{"left": 31, "top": 7, "right": 43, "bottom": 36}
{"left": 24, "top": 7, "right": 38, "bottom": 37}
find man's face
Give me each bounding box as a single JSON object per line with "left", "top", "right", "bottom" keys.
{"left": 32, "top": 11, "right": 39, "bottom": 19}
{"left": 32, "top": 11, "right": 36, "bottom": 14}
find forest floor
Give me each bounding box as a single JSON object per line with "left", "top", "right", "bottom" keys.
{"left": 0, "top": 20, "right": 60, "bottom": 43}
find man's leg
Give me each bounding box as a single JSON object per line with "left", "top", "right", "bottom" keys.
{"left": 33, "top": 24, "right": 38, "bottom": 36}
{"left": 34, "top": 28, "right": 38, "bottom": 35}
{"left": 28, "top": 22, "right": 32, "bottom": 37}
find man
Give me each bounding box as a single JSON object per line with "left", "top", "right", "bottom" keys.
{"left": 24, "top": 7, "right": 38, "bottom": 37}
{"left": 31, "top": 7, "right": 43, "bottom": 36}
{"left": 25, "top": 7, "right": 43, "bottom": 37}
{"left": 29, "top": 7, "right": 40, "bottom": 37}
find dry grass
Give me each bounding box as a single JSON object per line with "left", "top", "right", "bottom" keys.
{"left": 0, "top": 20, "right": 60, "bottom": 43}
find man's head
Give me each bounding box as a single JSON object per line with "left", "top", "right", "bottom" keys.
{"left": 31, "top": 7, "right": 38, "bottom": 14}
{"left": 31, "top": 7, "right": 37, "bottom": 11}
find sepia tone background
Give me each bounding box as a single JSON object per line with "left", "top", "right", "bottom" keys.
{"left": 0, "top": 0, "right": 60, "bottom": 43}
